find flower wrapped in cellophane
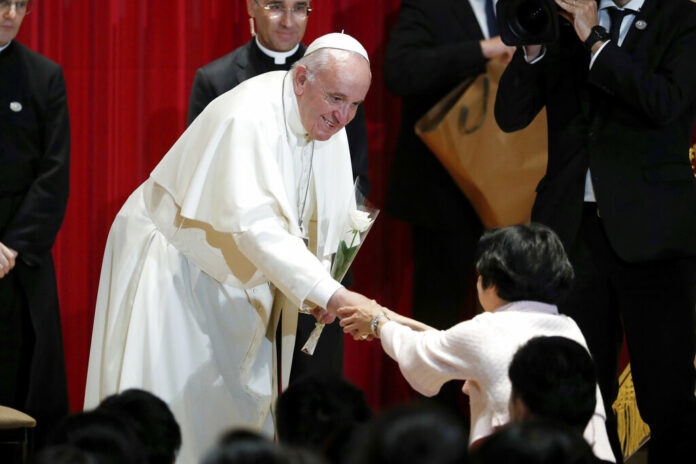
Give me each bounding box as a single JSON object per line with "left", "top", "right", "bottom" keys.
{"left": 301, "top": 183, "right": 379, "bottom": 355}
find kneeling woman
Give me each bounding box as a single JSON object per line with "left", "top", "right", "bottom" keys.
{"left": 338, "top": 223, "right": 615, "bottom": 462}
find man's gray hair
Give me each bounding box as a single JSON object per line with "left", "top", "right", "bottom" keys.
{"left": 291, "top": 48, "right": 367, "bottom": 82}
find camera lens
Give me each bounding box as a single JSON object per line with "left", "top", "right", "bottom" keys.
{"left": 514, "top": 1, "right": 550, "bottom": 35}
{"left": 497, "top": 0, "right": 559, "bottom": 45}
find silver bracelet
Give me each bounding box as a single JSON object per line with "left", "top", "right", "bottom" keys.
{"left": 370, "top": 312, "right": 390, "bottom": 338}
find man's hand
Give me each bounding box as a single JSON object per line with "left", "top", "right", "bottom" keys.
{"left": 311, "top": 306, "right": 336, "bottom": 325}
{"left": 480, "top": 36, "right": 516, "bottom": 63}
{"left": 326, "top": 287, "right": 371, "bottom": 313}
{"left": 323, "top": 287, "right": 372, "bottom": 326}
{"left": 554, "top": 0, "right": 600, "bottom": 42}
{"left": 0, "top": 242, "right": 18, "bottom": 279}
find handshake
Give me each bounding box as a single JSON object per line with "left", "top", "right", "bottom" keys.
{"left": 311, "top": 288, "right": 396, "bottom": 341}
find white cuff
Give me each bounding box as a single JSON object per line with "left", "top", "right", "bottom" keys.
{"left": 307, "top": 277, "right": 343, "bottom": 309}
{"left": 589, "top": 40, "right": 610, "bottom": 69}
{"left": 523, "top": 45, "right": 546, "bottom": 64}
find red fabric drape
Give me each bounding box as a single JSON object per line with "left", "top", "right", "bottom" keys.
{"left": 16, "top": 1, "right": 696, "bottom": 413}
{"left": 16, "top": 0, "right": 415, "bottom": 412}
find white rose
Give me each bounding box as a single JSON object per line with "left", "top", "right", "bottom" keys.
{"left": 349, "top": 209, "right": 373, "bottom": 232}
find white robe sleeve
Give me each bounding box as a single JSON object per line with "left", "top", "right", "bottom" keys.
{"left": 232, "top": 220, "right": 340, "bottom": 309}
{"left": 150, "top": 79, "right": 341, "bottom": 309}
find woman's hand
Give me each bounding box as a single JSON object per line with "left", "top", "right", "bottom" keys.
{"left": 337, "top": 300, "right": 384, "bottom": 340}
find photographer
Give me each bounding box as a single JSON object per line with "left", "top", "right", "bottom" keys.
{"left": 495, "top": 1, "right": 696, "bottom": 462}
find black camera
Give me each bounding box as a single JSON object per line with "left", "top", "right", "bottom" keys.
{"left": 496, "top": 0, "right": 560, "bottom": 46}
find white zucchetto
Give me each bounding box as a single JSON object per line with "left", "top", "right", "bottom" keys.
{"left": 303, "top": 32, "right": 370, "bottom": 63}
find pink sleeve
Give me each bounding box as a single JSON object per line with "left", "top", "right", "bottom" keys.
{"left": 380, "top": 320, "right": 484, "bottom": 396}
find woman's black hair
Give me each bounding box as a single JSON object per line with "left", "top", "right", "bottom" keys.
{"left": 475, "top": 223, "right": 574, "bottom": 304}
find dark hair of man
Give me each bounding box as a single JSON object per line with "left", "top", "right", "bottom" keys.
{"left": 201, "top": 439, "right": 286, "bottom": 464}
{"left": 275, "top": 374, "right": 372, "bottom": 451}
{"left": 202, "top": 439, "right": 328, "bottom": 464}
{"left": 509, "top": 336, "right": 597, "bottom": 431}
{"left": 218, "top": 428, "right": 268, "bottom": 446}
{"left": 470, "top": 420, "right": 595, "bottom": 464}
{"left": 475, "top": 222, "right": 574, "bottom": 304}
{"left": 31, "top": 445, "right": 98, "bottom": 464}
{"left": 343, "top": 401, "right": 469, "bottom": 464}
{"left": 46, "top": 410, "right": 147, "bottom": 464}
{"left": 97, "top": 388, "right": 181, "bottom": 464}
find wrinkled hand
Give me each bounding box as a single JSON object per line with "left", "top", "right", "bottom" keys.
{"left": 311, "top": 306, "right": 336, "bottom": 325}
{"left": 337, "top": 300, "right": 384, "bottom": 341}
{"left": 0, "top": 242, "right": 18, "bottom": 279}
{"left": 554, "top": 0, "right": 599, "bottom": 42}
{"left": 480, "top": 36, "right": 516, "bottom": 63}
{"left": 327, "top": 287, "right": 371, "bottom": 314}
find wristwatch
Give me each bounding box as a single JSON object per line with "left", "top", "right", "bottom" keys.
{"left": 370, "top": 312, "right": 390, "bottom": 338}
{"left": 583, "top": 25, "right": 610, "bottom": 51}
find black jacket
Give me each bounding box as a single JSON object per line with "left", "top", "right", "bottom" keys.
{"left": 384, "top": 0, "right": 489, "bottom": 226}
{"left": 495, "top": 0, "right": 696, "bottom": 262}
{"left": 0, "top": 40, "right": 70, "bottom": 430}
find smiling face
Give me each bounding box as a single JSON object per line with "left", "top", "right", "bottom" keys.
{"left": 292, "top": 51, "right": 371, "bottom": 141}
{"left": 0, "top": 2, "right": 27, "bottom": 46}
{"left": 246, "top": 0, "right": 309, "bottom": 52}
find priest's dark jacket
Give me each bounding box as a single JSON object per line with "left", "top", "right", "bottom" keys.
{"left": 0, "top": 40, "right": 70, "bottom": 443}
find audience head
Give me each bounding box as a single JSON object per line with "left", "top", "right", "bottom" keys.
{"left": 509, "top": 336, "right": 597, "bottom": 433}
{"left": 470, "top": 420, "right": 595, "bottom": 464}
{"left": 344, "top": 401, "right": 469, "bottom": 464}
{"left": 218, "top": 428, "right": 269, "bottom": 446}
{"left": 202, "top": 438, "right": 286, "bottom": 464}
{"left": 475, "top": 223, "right": 574, "bottom": 306}
{"left": 203, "top": 434, "right": 326, "bottom": 464}
{"left": 275, "top": 374, "right": 372, "bottom": 454}
{"left": 46, "top": 410, "right": 147, "bottom": 464}
{"left": 97, "top": 388, "right": 181, "bottom": 464}
{"left": 31, "top": 445, "right": 97, "bottom": 464}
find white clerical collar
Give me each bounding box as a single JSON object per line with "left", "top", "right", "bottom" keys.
{"left": 255, "top": 37, "right": 300, "bottom": 65}
{"left": 283, "top": 70, "right": 312, "bottom": 145}
{"left": 0, "top": 41, "right": 11, "bottom": 53}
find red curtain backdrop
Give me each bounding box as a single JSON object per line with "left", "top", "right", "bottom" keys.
{"left": 15, "top": 1, "right": 696, "bottom": 413}
{"left": 16, "top": 0, "right": 415, "bottom": 412}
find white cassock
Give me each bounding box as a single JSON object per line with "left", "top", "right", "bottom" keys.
{"left": 84, "top": 70, "right": 355, "bottom": 463}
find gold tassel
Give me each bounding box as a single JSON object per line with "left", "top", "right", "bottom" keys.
{"left": 612, "top": 364, "right": 651, "bottom": 460}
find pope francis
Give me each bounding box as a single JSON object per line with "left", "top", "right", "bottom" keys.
{"left": 84, "top": 33, "right": 373, "bottom": 463}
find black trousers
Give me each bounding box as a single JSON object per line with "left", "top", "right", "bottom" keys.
{"left": 289, "top": 315, "right": 343, "bottom": 384}
{"left": 561, "top": 205, "right": 696, "bottom": 463}
{"left": 411, "top": 222, "right": 481, "bottom": 414}
{"left": 0, "top": 270, "right": 33, "bottom": 408}
{"left": 412, "top": 223, "right": 482, "bottom": 330}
